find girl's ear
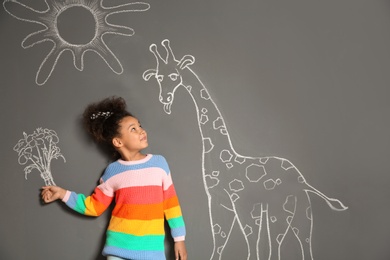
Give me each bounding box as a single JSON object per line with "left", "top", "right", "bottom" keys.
{"left": 112, "top": 137, "right": 123, "bottom": 148}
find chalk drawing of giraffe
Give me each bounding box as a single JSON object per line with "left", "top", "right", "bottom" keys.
{"left": 143, "top": 39, "right": 348, "bottom": 260}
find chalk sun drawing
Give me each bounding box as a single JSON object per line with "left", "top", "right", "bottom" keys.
{"left": 143, "top": 39, "right": 348, "bottom": 260}
{"left": 14, "top": 128, "right": 66, "bottom": 186}
{"left": 3, "top": 0, "right": 150, "bottom": 85}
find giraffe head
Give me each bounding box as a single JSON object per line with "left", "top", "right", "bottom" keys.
{"left": 143, "top": 39, "right": 195, "bottom": 114}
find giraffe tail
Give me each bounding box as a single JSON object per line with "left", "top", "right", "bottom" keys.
{"left": 305, "top": 184, "right": 348, "bottom": 211}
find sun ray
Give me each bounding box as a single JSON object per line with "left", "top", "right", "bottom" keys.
{"left": 100, "top": 1, "right": 149, "bottom": 11}
{"left": 36, "top": 45, "right": 64, "bottom": 84}
{"left": 3, "top": 1, "right": 50, "bottom": 22}
{"left": 22, "top": 31, "right": 48, "bottom": 48}
{"left": 3, "top": 0, "right": 150, "bottom": 86}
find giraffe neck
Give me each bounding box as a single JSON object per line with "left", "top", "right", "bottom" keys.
{"left": 180, "top": 68, "right": 234, "bottom": 156}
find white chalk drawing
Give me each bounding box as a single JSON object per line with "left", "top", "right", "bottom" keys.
{"left": 3, "top": 0, "right": 150, "bottom": 85}
{"left": 143, "top": 39, "right": 348, "bottom": 260}
{"left": 14, "top": 128, "right": 66, "bottom": 186}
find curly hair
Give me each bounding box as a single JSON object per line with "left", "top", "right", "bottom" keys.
{"left": 82, "top": 96, "right": 132, "bottom": 146}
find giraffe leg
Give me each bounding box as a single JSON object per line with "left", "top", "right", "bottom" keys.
{"left": 288, "top": 192, "right": 314, "bottom": 260}
{"left": 208, "top": 200, "right": 237, "bottom": 260}
{"left": 256, "top": 203, "right": 272, "bottom": 260}
{"left": 230, "top": 202, "right": 272, "bottom": 260}
{"left": 266, "top": 196, "right": 297, "bottom": 260}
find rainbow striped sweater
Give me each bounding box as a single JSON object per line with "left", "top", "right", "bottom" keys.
{"left": 62, "top": 154, "right": 186, "bottom": 260}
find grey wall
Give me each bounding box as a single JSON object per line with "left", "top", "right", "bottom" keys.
{"left": 1, "top": 0, "right": 390, "bottom": 259}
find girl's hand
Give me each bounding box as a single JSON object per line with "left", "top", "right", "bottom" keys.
{"left": 41, "top": 186, "right": 66, "bottom": 203}
{"left": 174, "top": 240, "right": 187, "bottom": 260}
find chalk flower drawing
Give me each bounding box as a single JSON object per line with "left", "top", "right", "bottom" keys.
{"left": 14, "top": 128, "right": 66, "bottom": 186}
{"left": 143, "top": 39, "right": 348, "bottom": 260}
{"left": 3, "top": 0, "right": 150, "bottom": 85}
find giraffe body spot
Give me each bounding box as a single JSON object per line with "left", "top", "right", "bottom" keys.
{"left": 213, "top": 224, "right": 221, "bottom": 234}
{"left": 203, "top": 138, "right": 214, "bottom": 153}
{"left": 220, "top": 149, "right": 233, "bottom": 162}
{"left": 205, "top": 175, "right": 219, "bottom": 189}
{"left": 200, "top": 89, "right": 210, "bottom": 100}
{"left": 246, "top": 164, "right": 266, "bottom": 182}
{"left": 281, "top": 159, "right": 294, "bottom": 170}
{"left": 212, "top": 170, "right": 219, "bottom": 176}
{"left": 229, "top": 179, "right": 244, "bottom": 192}
{"left": 226, "top": 163, "right": 233, "bottom": 169}
{"left": 270, "top": 216, "right": 277, "bottom": 223}
{"left": 251, "top": 203, "right": 262, "bottom": 219}
{"left": 213, "top": 117, "right": 224, "bottom": 129}
{"left": 259, "top": 157, "right": 269, "bottom": 164}
{"left": 200, "top": 114, "right": 209, "bottom": 124}
{"left": 231, "top": 193, "right": 239, "bottom": 202}
{"left": 283, "top": 195, "right": 296, "bottom": 215}
{"left": 276, "top": 234, "right": 284, "bottom": 244}
{"left": 185, "top": 85, "right": 192, "bottom": 92}
{"left": 263, "top": 179, "right": 277, "bottom": 190}
{"left": 234, "top": 156, "right": 245, "bottom": 164}
{"left": 306, "top": 206, "right": 312, "bottom": 220}
{"left": 244, "top": 225, "right": 253, "bottom": 237}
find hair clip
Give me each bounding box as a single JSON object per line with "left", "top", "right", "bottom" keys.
{"left": 91, "top": 111, "right": 113, "bottom": 120}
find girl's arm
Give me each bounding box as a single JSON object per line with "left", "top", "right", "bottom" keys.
{"left": 41, "top": 184, "right": 114, "bottom": 217}
{"left": 41, "top": 163, "right": 117, "bottom": 216}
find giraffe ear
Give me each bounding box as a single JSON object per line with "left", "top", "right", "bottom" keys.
{"left": 178, "top": 55, "right": 195, "bottom": 70}
{"left": 143, "top": 69, "right": 157, "bottom": 81}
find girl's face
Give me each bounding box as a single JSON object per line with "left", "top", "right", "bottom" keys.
{"left": 116, "top": 116, "right": 148, "bottom": 154}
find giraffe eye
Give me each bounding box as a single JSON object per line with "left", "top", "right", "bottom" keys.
{"left": 156, "top": 75, "right": 163, "bottom": 82}
{"left": 168, "top": 73, "right": 178, "bottom": 81}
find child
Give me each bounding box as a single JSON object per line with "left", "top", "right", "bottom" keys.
{"left": 41, "top": 96, "right": 187, "bottom": 260}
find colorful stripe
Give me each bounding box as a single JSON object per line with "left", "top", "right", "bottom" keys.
{"left": 115, "top": 186, "right": 163, "bottom": 204}
{"left": 164, "top": 205, "right": 183, "bottom": 219}
{"left": 102, "top": 246, "right": 166, "bottom": 260}
{"left": 112, "top": 203, "right": 164, "bottom": 220}
{"left": 106, "top": 230, "right": 165, "bottom": 251}
{"left": 105, "top": 168, "right": 168, "bottom": 189}
{"left": 108, "top": 217, "right": 165, "bottom": 235}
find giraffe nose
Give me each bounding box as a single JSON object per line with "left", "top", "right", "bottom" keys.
{"left": 159, "top": 93, "right": 173, "bottom": 103}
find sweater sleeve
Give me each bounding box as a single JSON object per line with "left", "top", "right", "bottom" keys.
{"left": 62, "top": 179, "right": 114, "bottom": 216}
{"left": 162, "top": 162, "right": 186, "bottom": 241}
